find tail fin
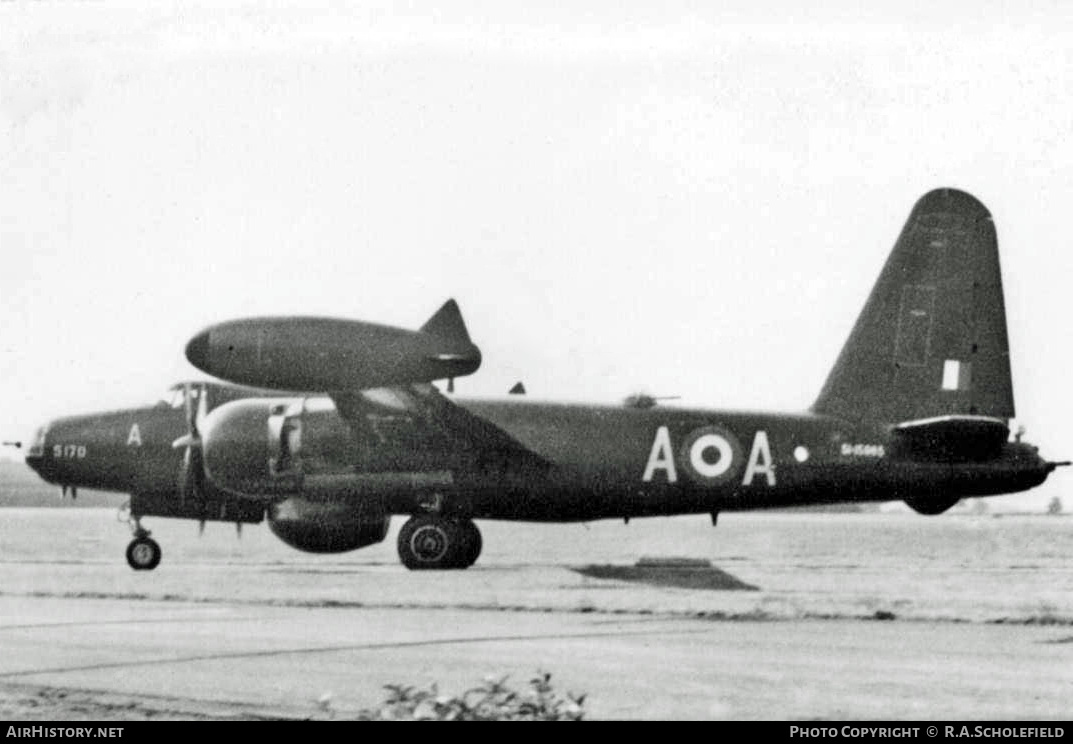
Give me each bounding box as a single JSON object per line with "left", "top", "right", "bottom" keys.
{"left": 420, "top": 299, "right": 474, "bottom": 346}
{"left": 811, "top": 188, "right": 1014, "bottom": 424}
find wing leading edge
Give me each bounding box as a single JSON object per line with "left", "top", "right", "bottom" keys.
{"left": 330, "top": 384, "right": 550, "bottom": 478}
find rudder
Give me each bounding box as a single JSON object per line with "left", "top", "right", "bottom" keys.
{"left": 811, "top": 188, "right": 1014, "bottom": 424}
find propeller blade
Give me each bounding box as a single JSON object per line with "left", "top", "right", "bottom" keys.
{"left": 171, "top": 433, "right": 197, "bottom": 450}
{"left": 194, "top": 383, "right": 209, "bottom": 438}
{"left": 179, "top": 447, "right": 191, "bottom": 506}
{"left": 178, "top": 441, "right": 206, "bottom": 507}
{"left": 183, "top": 382, "right": 196, "bottom": 434}
{"left": 177, "top": 383, "right": 209, "bottom": 507}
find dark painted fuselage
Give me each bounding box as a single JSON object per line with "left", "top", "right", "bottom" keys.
{"left": 456, "top": 400, "right": 1050, "bottom": 520}
{"left": 25, "top": 403, "right": 188, "bottom": 495}
{"left": 29, "top": 392, "right": 1050, "bottom": 524}
{"left": 24, "top": 383, "right": 289, "bottom": 524}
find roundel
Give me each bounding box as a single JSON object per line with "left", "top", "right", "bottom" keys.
{"left": 678, "top": 425, "right": 743, "bottom": 485}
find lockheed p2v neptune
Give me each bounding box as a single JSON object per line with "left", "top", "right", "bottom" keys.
{"left": 25, "top": 188, "right": 1067, "bottom": 570}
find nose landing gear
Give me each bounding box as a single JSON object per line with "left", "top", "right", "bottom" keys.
{"left": 119, "top": 504, "right": 162, "bottom": 571}
{"left": 397, "top": 515, "right": 482, "bottom": 570}
{"left": 126, "top": 533, "right": 162, "bottom": 571}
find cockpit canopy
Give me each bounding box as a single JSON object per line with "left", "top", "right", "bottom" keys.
{"left": 156, "top": 381, "right": 296, "bottom": 413}
{"left": 159, "top": 383, "right": 202, "bottom": 410}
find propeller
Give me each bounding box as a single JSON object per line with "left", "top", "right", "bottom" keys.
{"left": 172, "top": 383, "right": 209, "bottom": 520}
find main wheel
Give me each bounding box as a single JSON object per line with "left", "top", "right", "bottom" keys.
{"left": 457, "top": 520, "right": 482, "bottom": 568}
{"left": 126, "top": 536, "right": 162, "bottom": 571}
{"left": 398, "top": 516, "right": 467, "bottom": 570}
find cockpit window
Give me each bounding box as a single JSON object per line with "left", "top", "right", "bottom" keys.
{"left": 160, "top": 384, "right": 203, "bottom": 412}
{"left": 167, "top": 388, "right": 185, "bottom": 409}
{"left": 28, "top": 425, "right": 47, "bottom": 457}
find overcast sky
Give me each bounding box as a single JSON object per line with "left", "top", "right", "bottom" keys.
{"left": 2, "top": 2, "right": 1071, "bottom": 501}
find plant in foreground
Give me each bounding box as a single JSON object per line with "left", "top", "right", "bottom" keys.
{"left": 357, "top": 671, "right": 586, "bottom": 721}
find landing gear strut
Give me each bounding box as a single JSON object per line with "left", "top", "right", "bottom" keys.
{"left": 121, "top": 509, "right": 162, "bottom": 571}
{"left": 397, "top": 515, "right": 482, "bottom": 570}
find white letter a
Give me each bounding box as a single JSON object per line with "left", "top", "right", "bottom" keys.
{"left": 742, "top": 430, "right": 775, "bottom": 486}
{"left": 642, "top": 426, "right": 677, "bottom": 483}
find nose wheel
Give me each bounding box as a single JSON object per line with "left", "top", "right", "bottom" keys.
{"left": 398, "top": 515, "right": 482, "bottom": 570}
{"left": 120, "top": 506, "right": 162, "bottom": 571}
{"left": 126, "top": 535, "right": 162, "bottom": 571}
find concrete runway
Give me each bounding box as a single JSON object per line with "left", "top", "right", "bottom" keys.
{"left": 1, "top": 588, "right": 1071, "bottom": 720}
{"left": 1, "top": 510, "right": 1071, "bottom": 719}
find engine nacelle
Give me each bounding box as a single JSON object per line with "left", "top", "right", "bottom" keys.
{"left": 268, "top": 497, "right": 390, "bottom": 553}
{"left": 200, "top": 395, "right": 453, "bottom": 501}
{"left": 200, "top": 399, "right": 295, "bottom": 499}
{"left": 200, "top": 397, "right": 352, "bottom": 499}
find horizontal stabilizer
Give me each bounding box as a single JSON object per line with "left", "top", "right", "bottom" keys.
{"left": 890, "top": 415, "right": 1009, "bottom": 461}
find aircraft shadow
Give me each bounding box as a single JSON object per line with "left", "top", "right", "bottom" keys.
{"left": 572, "top": 559, "right": 759, "bottom": 591}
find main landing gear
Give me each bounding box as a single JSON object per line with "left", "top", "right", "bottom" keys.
{"left": 120, "top": 507, "right": 162, "bottom": 571}
{"left": 397, "top": 515, "right": 482, "bottom": 570}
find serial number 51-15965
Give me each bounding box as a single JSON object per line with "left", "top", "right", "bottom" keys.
{"left": 840, "top": 443, "right": 885, "bottom": 457}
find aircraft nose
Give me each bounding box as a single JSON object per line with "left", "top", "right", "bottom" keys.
{"left": 186, "top": 330, "right": 210, "bottom": 369}
{"left": 24, "top": 422, "right": 53, "bottom": 481}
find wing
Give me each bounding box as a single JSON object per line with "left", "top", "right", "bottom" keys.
{"left": 330, "top": 384, "right": 550, "bottom": 477}
{"left": 186, "top": 298, "right": 548, "bottom": 478}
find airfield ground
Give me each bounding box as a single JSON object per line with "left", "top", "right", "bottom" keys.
{"left": 0, "top": 508, "right": 1070, "bottom": 719}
